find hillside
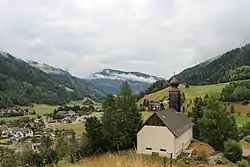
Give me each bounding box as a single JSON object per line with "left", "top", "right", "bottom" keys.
{"left": 61, "top": 153, "right": 232, "bottom": 167}
{"left": 0, "top": 51, "right": 103, "bottom": 108}
{"left": 139, "top": 83, "right": 228, "bottom": 103}
{"left": 28, "top": 60, "right": 71, "bottom": 75}
{"left": 86, "top": 69, "right": 163, "bottom": 94}
{"left": 176, "top": 43, "right": 250, "bottom": 85}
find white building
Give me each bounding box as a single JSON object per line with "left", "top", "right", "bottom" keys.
{"left": 137, "top": 76, "right": 194, "bottom": 159}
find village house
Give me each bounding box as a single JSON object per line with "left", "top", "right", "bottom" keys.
{"left": 54, "top": 110, "right": 76, "bottom": 119}
{"left": 148, "top": 101, "right": 164, "bottom": 111}
{"left": 137, "top": 77, "right": 194, "bottom": 159}
{"left": 0, "top": 108, "right": 27, "bottom": 117}
{"left": 8, "top": 127, "right": 33, "bottom": 141}
{"left": 161, "top": 96, "right": 169, "bottom": 104}
{"left": 0, "top": 124, "right": 9, "bottom": 134}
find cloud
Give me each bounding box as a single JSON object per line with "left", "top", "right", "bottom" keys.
{"left": 0, "top": 0, "right": 250, "bottom": 78}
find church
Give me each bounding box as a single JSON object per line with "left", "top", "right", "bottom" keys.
{"left": 137, "top": 77, "right": 194, "bottom": 159}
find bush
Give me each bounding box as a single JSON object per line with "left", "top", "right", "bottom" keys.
{"left": 224, "top": 140, "right": 242, "bottom": 163}
{"left": 193, "top": 150, "right": 207, "bottom": 161}
{"left": 237, "top": 159, "right": 250, "bottom": 167}
{"left": 242, "top": 100, "right": 250, "bottom": 105}
{"left": 215, "top": 156, "right": 230, "bottom": 165}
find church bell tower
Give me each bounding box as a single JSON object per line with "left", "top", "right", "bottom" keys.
{"left": 168, "top": 76, "right": 181, "bottom": 112}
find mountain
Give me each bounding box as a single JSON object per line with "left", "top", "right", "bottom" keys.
{"left": 86, "top": 69, "right": 163, "bottom": 94}
{"left": 0, "top": 51, "right": 104, "bottom": 108}
{"left": 176, "top": 43, "right": 250, "bottom": 85}
{"left": 28, "top": 60, "right": 71, "bottom": 76}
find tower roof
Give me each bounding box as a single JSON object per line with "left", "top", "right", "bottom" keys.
{"left": 170, "top": 76, "right": 180, "bottom": 88}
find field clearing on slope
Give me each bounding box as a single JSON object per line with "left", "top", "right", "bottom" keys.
{"left": 234, "top": 103, "right": 250, "bottom": 115}
{"left": 139, "top": 83, "right": 228, "bottom": 104}
{"left": 235, "top": 115, "right": 250, "bottom": 126}
{"left": 20, "top": 104, "right": 57, "bottom": 115}
{"left": 47, "top": 122, "right": 85, "bottom": 135}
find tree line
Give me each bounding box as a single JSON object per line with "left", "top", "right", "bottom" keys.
{"left": 176, "top": 43, "right": 250, "bottom": 85}
{"left": 0, "top": 53, "right": 102, "bottom": 108}
{"left": 221, "top": 80, "right": 250, "bottom": 102}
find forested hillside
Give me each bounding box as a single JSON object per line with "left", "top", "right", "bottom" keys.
{"left": 0, "top": 52, "right": 103, "bottom": 108}
{"left": 176, "top": 43, "right": 250, "bottom": 85}
{"left": 221, "top": 80, "right": 250, "bottom": 102}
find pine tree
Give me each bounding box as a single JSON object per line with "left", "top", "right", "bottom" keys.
{"left": 85, "top": 116, "right": 105, "bottom": 152}
{"left": 101, "top": 82, "right": 143, "bottom": 150}
{"left": 116, "top": 82, "right": 142, "bottom": 149}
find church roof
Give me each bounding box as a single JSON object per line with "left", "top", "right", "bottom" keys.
{"left": 141, "top": 108, "right": 194, "bottom": 137}
{"left": 156, "top": 108, "right": 194, "bottom": 137}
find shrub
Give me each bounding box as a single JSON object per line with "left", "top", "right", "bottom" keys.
{"left": 193, "top": 150, "right": 207, "bottom": 161}
{"left": 247, "top": 157, "right": 250, "bottom": 165}
{"left": 237, "top": 159, "right": 250, "bottom": 167}
{"left": 215, "top": 156, "right": 230, "bottom": 165}
{"left": 224, "top": 140, "right": 242, "bottom": 163}
{"left": 242, "top": 100, "right": 250, "bottom": 105}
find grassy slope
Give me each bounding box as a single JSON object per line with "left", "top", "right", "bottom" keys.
{"left": 0, "top": 104, "right": 57, "bottom": 121}
{"left": 47, "top": 123, "right": 85, "bottom": 135}
{"left": 60, "top": 153, "right": 232, "bottom": 167}
{"left": 139, "top": 82, "right": 250, "bottom": 126}
{"left": 139, "top": 83, "right": 228, "bottom": 103}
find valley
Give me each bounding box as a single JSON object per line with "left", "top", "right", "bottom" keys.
{"left": 1, "top": 43, "right": 250, "bottom": 167}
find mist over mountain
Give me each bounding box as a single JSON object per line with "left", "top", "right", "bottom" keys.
{"left": 86, "top": 69, "right": 163, "bottom": 94}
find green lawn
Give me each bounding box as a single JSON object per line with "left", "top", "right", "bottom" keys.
{"left": 47, "top": 123, "right": 85, "bottom": 135}
{"left": 20, "top": 104, "right": 57, "bottom": 115}
{"left": 139, "top": 83, "right": 228, "bottom": 103}
{"left": 0, "top": 104, "right": 57, "bottom": 121}
{"left": 235, "top": 115, "right": 250, "bottom": 126}
{"left": 183, "top": 83, "right": 228, "bottom": 99}
{"left": 0, "top": 115, "right": 37, "bottom": 121}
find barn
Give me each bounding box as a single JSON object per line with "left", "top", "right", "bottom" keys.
{"left": 137, "top": 76, "right": 194, "bottom": 159}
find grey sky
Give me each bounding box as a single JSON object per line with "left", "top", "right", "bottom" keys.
{"left": 0, "top": 0, "right": 250, "bottom": 78}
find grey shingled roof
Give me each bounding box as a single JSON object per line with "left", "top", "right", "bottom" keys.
{"left": 155, "top": 108, "right": 194, "bottom": 137}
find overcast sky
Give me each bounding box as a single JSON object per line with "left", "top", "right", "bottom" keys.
{"left": 0, "top": 0, "right": 250, "bottom": 78}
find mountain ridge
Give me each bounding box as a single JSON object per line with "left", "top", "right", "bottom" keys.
{"left": 0, "top": 51, "right": 104, "bottom": 108}
{"left": 176, "top": 43, "right": 250, "bottom": 85}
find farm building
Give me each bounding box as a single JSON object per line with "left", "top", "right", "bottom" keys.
{"left": 137, "top": 76, "right": 194, "bottom": 159}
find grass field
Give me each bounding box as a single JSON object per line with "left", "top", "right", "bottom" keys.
{"left": 20, "top": 104, "right": 57, "bottom": 115}
{"left": 139, "top": 83, "right": 228, "bottom": 104}
{"left": 60, "top": 153, "right": 232, "bottom": 167}
{"left": 0, "top": 104, "right": 57, "bottom": 121}
{"left": 235, "top": 115, "right": 250, "bottom": 126}
{"left": 47, "top": 122, "right": 85, "bottom": 135}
